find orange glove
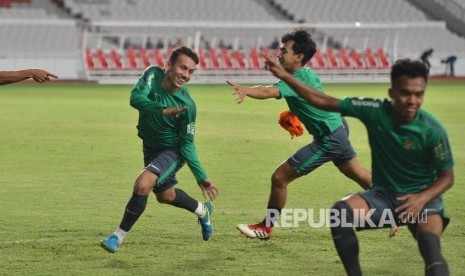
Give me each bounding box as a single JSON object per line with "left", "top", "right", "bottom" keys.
{"left": 278, "top": 110, "right": 304, "bottom": 139}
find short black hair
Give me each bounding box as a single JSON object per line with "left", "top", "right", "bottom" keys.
{"left": 391, "top": 58, "right": 429, "bottom": 85}
{"left": 169, "top": 45, "right": 199, "bottom": 65}
{"left": 281, "top": 28, "right": 317, "bottom": 65}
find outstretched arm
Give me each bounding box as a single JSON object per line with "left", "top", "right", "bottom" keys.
{"left": 0, "top": 69, "right": 58, "bottom": 85}
{"left": 264, "top": 55, "right": 340, "bottom": 112}
{"left": 226, "top": 80, "right": 280, "bottom": 103}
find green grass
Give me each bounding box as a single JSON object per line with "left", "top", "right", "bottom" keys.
{"left": 0, "top": 81, "right": 464, "bottom": 275}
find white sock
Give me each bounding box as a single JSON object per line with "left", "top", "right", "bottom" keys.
{"left": 194, "top": 202, "right": 205, "bottom": 218}
{"left": 114, "top": 227, "right": 128, "bottom": 243}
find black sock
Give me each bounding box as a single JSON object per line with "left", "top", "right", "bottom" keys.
{"left": 168, "top": 188, "right": 198, "bottom": 213}
{"left": 262, "top": 205, "right": 281, "bottom": 227}
{"left": 417, "top": 231, "right": 449, "bottom": 276}
{"left": 330, "top": 201, "right": 362, "bottom": 276}
{"left": 119, "top": 193, "right": 148, "bottom": 232}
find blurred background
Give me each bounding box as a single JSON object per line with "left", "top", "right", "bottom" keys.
{"left": 1, "top": 0, "right": 464, "bottom": 83}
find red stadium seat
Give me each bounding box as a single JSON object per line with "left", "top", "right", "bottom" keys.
{"left": 96, "top": 49, "right": 109, "bottom": 69}
{"left": 152, "top": 49, "right": 164, "bottom": 67}
{"left": 126, "top": 47, "right": 137, "bottom": 70}
{"left": 313, "top": 49, "right": 326, "bottom": 69}
{"left": 338, "top": 48, "right": 352, "bottom": 69}
{"left": 110, "top": 50, "right": 122, "bottom": 69}
{"left": 249, "top": 48, "right": 260, "bottom": 70}
{"left": 376, "top": 48, "right": 390, "bottom": 69}
{"left": 325, "top": 48, "right": 339, "bottom": 69}
{"left": 198, "top": 48, "right": 207, "bottom": 70}
{"left": 349, "top": 49, "right": 363, "bottom": 69}
{"left": 209, "top": 48, "right": 220, "bottom": 69}
{"left": 140, "top": 48, "right": 151, "bottom": 68}
{"left": 231, "top": 50, "right": 246, "bottom": 69}
{"left": 220, "top": 48, "right": 233, "bottom": 69}
{"left": 85, "top": 48, "right": 95, "bottom": 69}
{"left": 364, "top": 48, "right": 378, "bottom": 69}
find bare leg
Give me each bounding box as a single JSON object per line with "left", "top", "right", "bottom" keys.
{"left": 337, "top": 157, "right": 372, "bottom": 190}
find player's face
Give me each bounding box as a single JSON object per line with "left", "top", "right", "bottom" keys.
{"left": 277, "top": 41, "right": 301, "bottom": 73}
{"left": 388, "top": 76, "right": 426, "bottom": 124}
{"left": 165, "top": 53, "right": 197, "bottom": 91}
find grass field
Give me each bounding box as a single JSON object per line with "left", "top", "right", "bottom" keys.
{"left": 0, "top": 81, "right": 464, "bottom": 275}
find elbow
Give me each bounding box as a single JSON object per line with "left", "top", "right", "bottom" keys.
{"left": 447, "top": 174, "right": 454, "bottom": 190}
{"left": 129, "top": 95, "right": 138, "bottom": 108}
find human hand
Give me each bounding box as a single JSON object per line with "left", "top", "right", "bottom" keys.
{"left": 395, "top": 193, "right": 429, "bottom": 223}
{"left": 199, "top": 179, "right": 219, "bottom": 201}
{"left": 264, "top": 54, "right": 288, "bottom": 79}
{"left": 226, "top": 80, "right": 247, "bottom": 104}
{"left": 29, "top": 69, "right": 58, "bottom": 83}
{"left": 162, "top": 106, "right": 188, "bottom": 117}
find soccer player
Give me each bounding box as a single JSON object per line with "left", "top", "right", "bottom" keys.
{"left": 0, "top": 69, "right": 57, "bottom": 85}
{"left": 101, "top": 46, "right": 219, "bottom": 253}
{"left": 229, "top": 29, "right": 372, "bottom": 240}
{"left": 264, "top": 56, "right": 454, "bottom": 275}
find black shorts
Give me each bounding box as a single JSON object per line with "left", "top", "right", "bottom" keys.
{"left": 357, "top": 187, "right": 450, "bottom": 233}
{"left": 143, "top": 143, "right": 185, "bottom": 193}
{"left": 287, "top": 121, "right": 356, "bottom": 175}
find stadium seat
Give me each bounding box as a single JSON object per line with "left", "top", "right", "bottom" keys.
{"left": 231, "top": 50, "right": 247, "bottom": 69}
{"left": 96, "top": 49, "right": 109, "bottom": 69}
{"left": 140, "top": 48, "right": 151, "bottom": 68}
{"left": 152, "top": 48, "right": 164, "bottom": 67}
{"left": 126, "top": 47, "right": 137, "bottom": 70}
{"left": 220, "top": 48, "right": 233, "bottom": 70}
{"left": 249, "top": 48, "right": 260, "bottom": 70}
{"left": 364, "top": 48, "right": 378, "bottom": 69}
{"left": 198, "top": 48, "right": 207, "bottom": 70}
{"left": 376, "top": 48, "right": 390, "bottom": 69}
{"left": 325, "top": 48, "right": 339, "bottom": 69}
{"left": 348, "top": 49, "right": 364, "bottom": 69}
{"left": 338, "top": 48, "right": 352, "bottom": 69}
{"left": 110, "top": 50, "right": 123, "bottom": 69}
{"left": 209, "top": 48, "right": 220, "bottom": 70}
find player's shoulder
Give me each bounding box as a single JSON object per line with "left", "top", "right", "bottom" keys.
{"left": 294, "top": 66, "right": 323, "bottom": 90}
{"left": 143, "top": 65, "right": 164, "bottom": 77}
{"left": 416, "top": 109, "right": 448, "bottom": 134}
{"left": 343, "top": 97, "right": 386, "bottom": 108}
{"left": 296, "top": 66, "right": 319, "bottom": 81}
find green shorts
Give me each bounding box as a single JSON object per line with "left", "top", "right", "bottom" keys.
{"left": 357, "top": 187, "right": 450, "bottom": 233}
{"left": 287, "top": 121, "right": 356, "bottom": 174}
{"left": 143, "top": 143, "right": 185, "bottom": 193}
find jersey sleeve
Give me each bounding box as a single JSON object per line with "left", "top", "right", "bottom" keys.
{"left": 273, "top": 72, "right": 323, "bottom": 99}
{"left": 129, "top": 66, "right": 167, "bottom": 113}
{"left": 430, "top": 125, "right": 455, "bottom": 171}
{"left": 338, "top": 97, "right": 382, "bottom": 123}
{"left": 178, "top": 105, "right": 208, "bottom": 183}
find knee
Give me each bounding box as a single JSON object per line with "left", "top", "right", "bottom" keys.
{"left": 155, "top": 194, "right": 172, "bottom": 204}
{"left": 330, "top": 200, "right": 355, "bottom": 225}
{"left": 271, "top": 172, "right": 289, "bottom": 188}
{"left": 155, "top": 190, "right": 176, "bottom": 204}
{"left": 133, "top": 185, "right": 151, "bottom": 196}
{"left": 133, "top": 172, "right": 157, "bottom": 195}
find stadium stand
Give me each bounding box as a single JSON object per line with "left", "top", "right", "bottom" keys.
{"left": 1, "top": 0, "right": 465, "bottom": 82}
{"left": 271, "top": 0, "right": 429, "bottom": 23}
{"left": 62, "top": 0, "right": 284, "bottom": 22}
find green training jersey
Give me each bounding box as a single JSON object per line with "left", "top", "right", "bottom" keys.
{"left": 274, "top": 67, "right": 342, "bottom": 137}
{"left": 130, "top": 66, "right": 207, "bottom": 183}
{"left": 339, "top": 97, "right": 454, "bottom": 193}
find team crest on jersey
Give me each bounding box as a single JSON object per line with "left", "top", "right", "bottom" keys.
{"left": 403, "top": 139, "right": 416, "bottom": 150}
{"left": 434, "top": 144, "right": 446, "bottom": 160}
{"left": 187, "top": 122, "right": 195, "bottom": 135}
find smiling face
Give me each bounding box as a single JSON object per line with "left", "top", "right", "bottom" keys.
{"left": 163, "top": 53, "right": 197, "bottom": 92}
{"left": 388, "top": 75, "right": 426, "bottom": 124}
{"left": 277, "top": 40, "right": 303, "bottom": 73}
